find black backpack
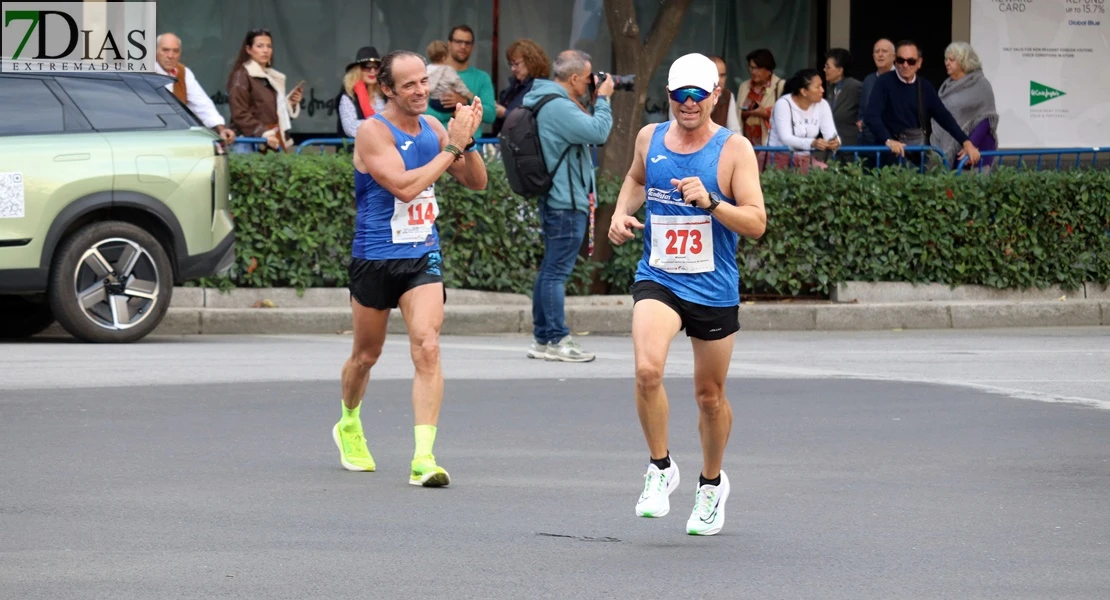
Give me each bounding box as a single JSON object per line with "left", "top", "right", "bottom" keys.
{"left": 498, "top": 94, "right": 572, "bottom": 197}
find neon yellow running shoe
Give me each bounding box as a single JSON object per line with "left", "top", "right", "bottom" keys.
{"left": 410, "top": 454, "right": 450, "bottom": 487}
{"left": 332, "top": 422, "right": 376, "bottom": 472}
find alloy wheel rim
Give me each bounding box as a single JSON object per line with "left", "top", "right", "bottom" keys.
{"left": 72, "top": 237, "right": 160, "bottom": 331}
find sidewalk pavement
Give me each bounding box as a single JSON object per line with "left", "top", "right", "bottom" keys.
{"left": 128, "top": 282, "right": 1110, "bottom": 336}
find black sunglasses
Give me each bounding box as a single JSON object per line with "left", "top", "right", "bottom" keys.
{"left": 895, "top": 57, "right": 918, "bottom": 66}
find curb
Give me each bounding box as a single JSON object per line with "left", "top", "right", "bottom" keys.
{"left": 136, "top": 299, "right": 1109, "bottom": 336}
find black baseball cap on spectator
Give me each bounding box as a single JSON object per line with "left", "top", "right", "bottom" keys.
{"left": 346, "top": 46, "right": 381, "bottom": 70}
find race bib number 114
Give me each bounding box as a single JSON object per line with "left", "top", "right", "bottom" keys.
{"left": 391, "top": 185, "right": 439, "bottom": 244}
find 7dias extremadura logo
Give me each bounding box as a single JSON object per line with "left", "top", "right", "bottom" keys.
{"left": 1, "top": 2, "right": 155, "bottom": 72}
{"left": 1030, "top": 81, "right": 1065, "bottom": 106}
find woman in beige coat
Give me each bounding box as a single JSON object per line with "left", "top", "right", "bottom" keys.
{"left": 736, "top": 48, "right": 785, "bottom": 147}
{"left": 227, "top": 28, "right": 302, "bottom": 151}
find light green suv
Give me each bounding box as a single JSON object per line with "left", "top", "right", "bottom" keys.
{"left": 0, "top": 70, "right": 234, "bottom": 343}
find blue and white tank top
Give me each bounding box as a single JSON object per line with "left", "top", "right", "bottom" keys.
{"left": 352, "top": 114, "right": 442, "bottom": 260}
{"left": 634, "top": 122, "right": 740, "bottom": 307}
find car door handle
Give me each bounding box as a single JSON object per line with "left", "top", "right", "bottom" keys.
{"left": 54, "top": 153, "right": 90, "bottom": 162}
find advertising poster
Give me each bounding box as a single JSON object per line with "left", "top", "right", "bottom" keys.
{"left": 971, "top": 0, "right": 1109, "bottom": 148}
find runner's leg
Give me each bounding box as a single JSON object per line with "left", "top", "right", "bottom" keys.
{"left": 690, "top": 334, "right": 736, "bottom": 479}
{"left": 632, "top": 299, "right": 682, "bottom": 460}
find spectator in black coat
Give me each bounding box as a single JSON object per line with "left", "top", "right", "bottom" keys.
{"left": 492, "top": 38, "right": 550, "bottom": 136}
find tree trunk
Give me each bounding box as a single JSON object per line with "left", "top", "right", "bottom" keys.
{"left": 599, "top": 0, "right": 694, "bottom": 178}
{"left": 586, "top": 0, "right": 693, "bottom": 294}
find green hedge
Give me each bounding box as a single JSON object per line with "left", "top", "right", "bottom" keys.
{"left": 198, "top": 153, "right": 1110, "bottom": 296}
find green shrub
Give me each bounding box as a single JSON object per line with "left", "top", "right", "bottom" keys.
{"left": 196, "top": 153, "right": 1110, "bottom": 296}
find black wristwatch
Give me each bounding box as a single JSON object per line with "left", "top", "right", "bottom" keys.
{"left": 464, "top": 137, "right": 476, "bottom": 152}
{"left": 705, "top": 191, "right": 721, "bottom": 214}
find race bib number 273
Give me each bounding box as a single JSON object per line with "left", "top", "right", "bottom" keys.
{"left": 648, "top": 214, "right": 715, "bottom": 273}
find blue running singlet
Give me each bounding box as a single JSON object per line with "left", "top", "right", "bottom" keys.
{"left": 634, "top": 122, "right": 740, "bottom": 307}
{"left": 352, "top": 114, "right": 443, "bottom": 260}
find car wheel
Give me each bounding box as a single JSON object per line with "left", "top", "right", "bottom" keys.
{"left": 0, "top": 296, "right": 55, "bottom": 339}
{"left": 48, "top": 221, "right": 174, "bottom": 343}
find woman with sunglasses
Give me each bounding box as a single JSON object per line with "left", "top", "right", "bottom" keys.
{"left": 336, "top": 46, "right": 386, "bottom": 138}
{"left": 764, "top": 68, "right": 840, "bottom": 172}
{"left": 227, "top": 28, "right": 302, "bottom": 152}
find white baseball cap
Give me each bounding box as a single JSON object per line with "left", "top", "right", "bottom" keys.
{"left": 667, "top": 53, "right": 719, "bottom": 93}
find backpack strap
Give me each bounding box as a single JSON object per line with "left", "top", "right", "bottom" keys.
{"left": 533, "top": 94, "right": 575, "bottom": 209}
{"left": 531, "top": 93, "right": 562, "bottom": 114}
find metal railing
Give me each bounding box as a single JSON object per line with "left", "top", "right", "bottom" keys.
{"left": 954, "top": 147, "right": 1107, "bottom": 173}
{"left": 227, "top": 136, "right": 1109, "bottom": 176}
{"left": 228, "top": 137, "right": 276, "bottom": 153}
{"left": 233, "top": 136, "right": 503, "bottom": 155}
{"left": 753, "top": 145, "right": 950, "bottom": 172}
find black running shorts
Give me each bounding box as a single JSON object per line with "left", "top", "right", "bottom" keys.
{"left": 348, "top": 251, "right": 445, "bottom": 310}
{"left": 631, "top": 279, "right": 740, "bottom": 341}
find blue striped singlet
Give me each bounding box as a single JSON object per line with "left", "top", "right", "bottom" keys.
{"left": 352, "top": 114, "right": 442, "bottom": 260}
{"left": 634, "top": 122, "right": 740, "bottom": 307}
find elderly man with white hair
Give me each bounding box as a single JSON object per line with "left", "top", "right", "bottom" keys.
{"left": 932, "top": 41, "right": 999, "bottom": 169}
{"left": 154, "top": 33, "right": 236, "bottom": 145}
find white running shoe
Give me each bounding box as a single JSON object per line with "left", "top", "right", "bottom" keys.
{"left": 686, "top": 470, "right": 731, "bottom": 536}
{"left": 635, "top": 459, "right": 680, "bottom": 517}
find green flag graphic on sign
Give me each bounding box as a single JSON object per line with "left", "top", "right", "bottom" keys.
{"left": 1030, "top": 81, "right": 1065, "bottom": 106}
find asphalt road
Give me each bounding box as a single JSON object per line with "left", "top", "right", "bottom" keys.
{"left": 2, "top": 329, "right": 1108, "bottom": 599}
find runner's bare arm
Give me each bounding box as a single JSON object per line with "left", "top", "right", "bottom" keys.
{"left": 712, "top": 134, "right": 766, "bottom": 238}
{"left": 608, "top": 125, "right": 654, "bottom": 245}
{"left": 355, "top": 118, "right": 459, "bottom": 203}
{"left": 425, "top": 115, "right": 488, "bottom": 191}
{"left": 613, "top": 125, "right": 654, "bottom": 217}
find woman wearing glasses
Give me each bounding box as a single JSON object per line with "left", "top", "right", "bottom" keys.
{"left": 492, "top": 38, "right": 550, "bottom": 136}
{"left": 764, "top": 68, "right": 840, "bottom": 172}
{"left": 227, "top": 28, "right": 303, "bottom": 151}
{"left": 336, "top": 46, "right": 386, "bottom": 138}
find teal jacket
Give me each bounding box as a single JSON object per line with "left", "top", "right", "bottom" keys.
{"left": 521, "top": 78, "right": 612, "bottom": 213}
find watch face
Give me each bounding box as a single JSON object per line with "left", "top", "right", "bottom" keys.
{"left": 709, "top": 192, "right": 721, "bottom": 202}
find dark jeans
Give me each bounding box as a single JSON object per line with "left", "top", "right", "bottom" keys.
{"left": 532, "top": 205, "right": 587, "bottom": 344}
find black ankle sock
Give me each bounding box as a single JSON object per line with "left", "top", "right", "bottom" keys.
{"left": 650, "top": 453, "right": 671, "bottom": 470}
{"left": 699, "top": 473, "right": 721, "bottom": 487}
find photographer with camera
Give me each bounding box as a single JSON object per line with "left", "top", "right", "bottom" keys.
{"left": 518, "top": 49, "right": 614, "bottom": 363}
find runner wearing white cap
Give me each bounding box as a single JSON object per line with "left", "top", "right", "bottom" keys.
{"left": 608, "top": 53, "right": 767, "bottom": 535}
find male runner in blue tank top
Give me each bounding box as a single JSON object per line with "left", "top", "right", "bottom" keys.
{"left": 609, "top": 53, "right": 767, "bottom": 535}
{"left": 333, "top": 50, "right": 486, "bottom": 487}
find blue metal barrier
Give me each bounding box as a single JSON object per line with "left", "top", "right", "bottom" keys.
{"left": 955, "top": 147, "right": 1106, "bottom": 174}
{"left": 296, "top": 138, "right": 354, "bottom": 154}
{"left": 237, "top": 137, "right": 1108, "bottom": 178}
{"left": 229, "top": 137, "right": 277, "bottom": 153}
{"left": 753, "top": 145, "right": 950, "bottom": 172}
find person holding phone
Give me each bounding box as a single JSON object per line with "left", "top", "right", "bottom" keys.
{"left": 227, "top": 27, "right": 303, "bottom": 151}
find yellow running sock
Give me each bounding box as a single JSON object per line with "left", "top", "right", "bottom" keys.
{"left": 414, "top": 425, "right": 437, "bottom": 457}
{"left": 341, "top": 402, "right": 360, "bottom": 424}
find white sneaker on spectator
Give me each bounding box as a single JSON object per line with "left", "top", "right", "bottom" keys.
{"left": 526, "top": 340, "right": 549, "bottom": 359}
{"left": 545, "top": 335, "right": 595, "bottom": 363}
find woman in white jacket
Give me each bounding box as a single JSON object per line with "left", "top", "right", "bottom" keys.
{"left": 765, "top": 68, "right": 840, "bottom": 171}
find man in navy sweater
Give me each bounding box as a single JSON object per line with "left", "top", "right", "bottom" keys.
{"left": 863, "top": 40, "right": 980, "bottom": 167}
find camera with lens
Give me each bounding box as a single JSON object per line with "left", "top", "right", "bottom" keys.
{"left": 589, "top": 72, "right": 636, "bottom": 96}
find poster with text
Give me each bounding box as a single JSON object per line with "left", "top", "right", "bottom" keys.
{"left": 971, "top": 0, "right": 1109, "bottom": 148}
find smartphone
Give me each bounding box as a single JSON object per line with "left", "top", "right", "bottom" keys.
{"left": 294, "top": 80, "right": 306, "bottom": 90}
